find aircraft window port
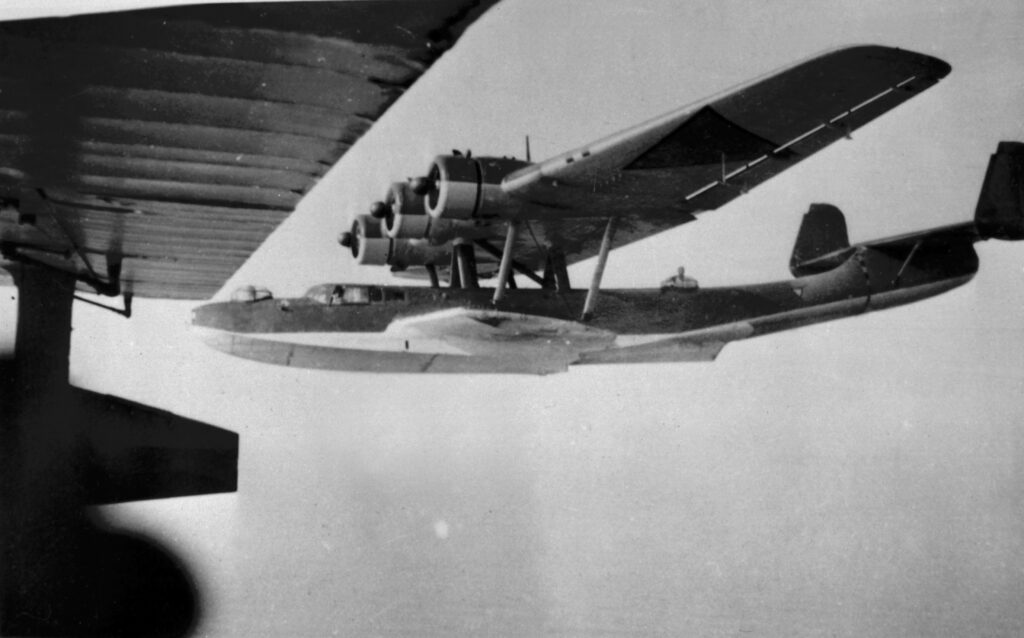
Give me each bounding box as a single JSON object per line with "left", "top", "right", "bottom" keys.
{"left": 660, "top": 267, "right": 699, "bottom": 291}
{"left": 342, "top": 286, "right": 370, "bottom": 304}
{"left": 231, "top": 285, "right": 273, "bottom": 303}
{"left": 566, "top": 157, "right": 574, "bottom": 164}
{"left": 305, "top": 285, "right": 404, "bottom": 305}
{"left": 582, "top": 150, "right": 591, "bottom": 158}
{"left": 303, "top": 285, "right": 343, "bottom": 305}
{"left": 379, "top": 288, "right": 407, "bottom": 302}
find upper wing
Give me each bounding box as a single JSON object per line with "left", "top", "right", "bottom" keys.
{"left": 0, "top": 1, "right": 498, "bottom": 299}
{"left": 500, "top": 45, "right": 950, "bottom": 268}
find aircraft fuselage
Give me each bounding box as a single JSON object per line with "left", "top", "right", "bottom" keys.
{"left": 192, "top": 227, "right": 979, "bottom": 374}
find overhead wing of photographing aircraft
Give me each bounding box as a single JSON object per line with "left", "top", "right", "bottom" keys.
{"left": 0, "top": 0, "right": 498, "bottom": 300}
{"left": 0, "top": 5, "right": 498, "bottom": 633}
{"left": 0, "top": 0, "right": 498, "bottom": 498}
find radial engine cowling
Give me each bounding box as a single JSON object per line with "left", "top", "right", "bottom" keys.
{"left": 345, "top": 214, "right": 385, "bottom": 263}
{"left": 347, "top": 214, "right": 450, "bottom": 269}
{"left": 423, "top": 155, "right": 529, "bottom": 220}
{"left": 384, "top": 179, "right": 501, "bottom": 244}
{"left": 381, "top": 181, "right": 430, "bottom": 239}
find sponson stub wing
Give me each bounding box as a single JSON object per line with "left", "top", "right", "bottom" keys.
{"left": 197, "top": 306, "right": 616, "bottom": 375}
{"left": 364, "top": 45, "right": 950, "bottom": 282}
{"left": 385, "top": 307, "right": 616, "bottom": 352}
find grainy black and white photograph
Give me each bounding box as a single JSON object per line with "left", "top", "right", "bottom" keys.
{"left": 1, "top": 0, "right": 1023, "bottom": 635}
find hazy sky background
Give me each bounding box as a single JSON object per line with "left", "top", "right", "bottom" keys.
{"left": 3, "top": 1, "right": 1024, "bottom": 635}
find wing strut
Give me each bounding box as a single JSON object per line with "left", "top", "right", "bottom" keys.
{"left": 455, "top": 242, "right": 478, "bottom": 289}
{"left": 425, "top": 264, "right": 440, "bottom": 288}
{"left": 447, "top": 243, "right": 479, "bottom": 289}
{"left": 891, "top": 239, "right": 923, "bottom": 286}
{"left": 581, "top": 217, "right": 618, "bottom": 321}
{"left": 492, "top": 221, "right": 520, "bottom": 303}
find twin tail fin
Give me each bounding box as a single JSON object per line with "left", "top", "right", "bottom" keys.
{"left": 790, "top": 140, "right": 1024, "bottom": 277}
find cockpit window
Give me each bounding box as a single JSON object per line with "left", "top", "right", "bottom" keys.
{"left": 304, "top": 288, "right": 329, "bottom": 305}
{"left": 231, "top": 285, "right": 273, "bottom": 303}
{"left": 341, "top": 286, "right": 370, "bottom": 304}
{"left": 303, "top": 285, "right": 405, "bottom": 305}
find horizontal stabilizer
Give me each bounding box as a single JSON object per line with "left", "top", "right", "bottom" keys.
{"left": 76, "top": 388, "right": 238, "bottom": 504}
{"left": 833, "top": 140, "right": 1023, "bottom": 252}
{"left": 853, "top": 221, "right": 978, "bottom": 252}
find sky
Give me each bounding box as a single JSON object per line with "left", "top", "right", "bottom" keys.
{"left": 3, "top": 1, "right": 1024, "bottom": 636}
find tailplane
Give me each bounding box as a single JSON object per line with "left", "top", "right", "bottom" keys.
{"left": 789, "top": 203, "right": 852, "bottom": 276}
{"left": 975, "top": 141, "right": 1024, "bottom": 240}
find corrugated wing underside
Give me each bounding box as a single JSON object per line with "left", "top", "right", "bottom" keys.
{"left": 0, "top": 1, "right": 496, "bottom": 298}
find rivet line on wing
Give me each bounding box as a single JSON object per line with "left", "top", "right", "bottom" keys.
{"left": 683, "top": 74, "right": 919, "bottom": 204}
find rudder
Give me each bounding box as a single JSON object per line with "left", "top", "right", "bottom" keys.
{"left": 975, "top": 141, "right": 1024, "bottom": 240}
{"left": 790, "top": 203, "right": 852, "bottom": 276}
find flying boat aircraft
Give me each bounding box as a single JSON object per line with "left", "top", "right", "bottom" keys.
{"left": 194, "top": 141, "right": 1024, "bottom": 374}
{"left": 190, "top": 45, "right": 1021, "bottom": 376}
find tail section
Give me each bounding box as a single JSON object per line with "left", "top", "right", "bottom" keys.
{"left": 975, "top": 141, "right": 1024, "bottom": 241}
{"left": 789, "top": 203, "right": 852, "bottom": 276}
{"left": 789, "top": 140, "right": 1023, "bottom": 277}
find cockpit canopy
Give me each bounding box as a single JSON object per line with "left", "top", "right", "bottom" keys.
{"left": 231, "top": 285, "right": 273, "bottom": 303}
{"left": 303, "top": 284, "right": 406, "bottom": 305}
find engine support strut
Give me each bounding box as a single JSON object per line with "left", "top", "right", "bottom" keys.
{"left": 455, "top": 242, "right": 478, "bottom": 289}
{"left": 544, "top": 249, "right": 571, "bottom": 292}
{"left": 581, "top": 217, "right": 618, "bottom": 321}
{"left": 492, "top": 221, "right": 520, "bottom": 303}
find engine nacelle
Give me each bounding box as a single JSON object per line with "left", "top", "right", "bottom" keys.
{"left": 422, "top": 155, "right": 529, "bottom": 220}
{"left": 382, "top": 179, "right": 500, "bottom": 244}
{"left": 381, "top": 181, "right": 430, "bottom": 239}
{"left": 388, "top": 238, "right": 451, "bottom": 269}
{"left": 346, "top": 214, "right": 450, "bottom": 268}
{"left": 346, "top": 214, "right": 388, "bottom": 265}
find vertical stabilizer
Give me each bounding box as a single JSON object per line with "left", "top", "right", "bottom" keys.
{"left": 975, "top": 141, "right": 1024, "bottom": 240}
{"left": 789, "top": 204, "right": 852, "bottom": 276}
